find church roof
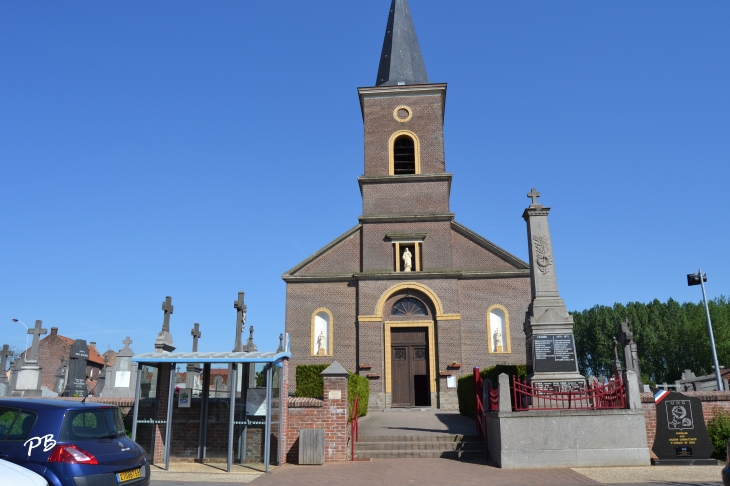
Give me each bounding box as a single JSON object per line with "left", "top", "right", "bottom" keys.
{"left": 375, "top": 0, "right": 429, "bottom": 87}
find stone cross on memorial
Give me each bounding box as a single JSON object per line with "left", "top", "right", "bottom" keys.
{"left": 27, "top": 320, "right": 48, "bottom": 362}
{"left": 233, "top": 292, "right": 246, "bottom": 352}
{"left": 244, "top": 326, "right": 257, "bottom": 353}
{"left": 162, "top": 296, "right": 174, "bottom": 333}
{"left": 186, "top": 323, "right": 202, "bottom": 390}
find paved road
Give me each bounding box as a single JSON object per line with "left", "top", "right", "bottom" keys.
{"left": 149, "top": 458, "right": 724, "bottom": 486}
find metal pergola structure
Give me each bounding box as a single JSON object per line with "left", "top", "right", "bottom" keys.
{"left": 130, "top": 350, "right": 290, "bottom": 473}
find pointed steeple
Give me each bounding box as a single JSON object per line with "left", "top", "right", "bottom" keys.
{"left": 375, "top": 0, "right": 429, "bottom": 87}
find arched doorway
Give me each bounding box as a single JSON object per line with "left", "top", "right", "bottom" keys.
{"left": 382, "top": 289, "right": 436, "bottom": 408}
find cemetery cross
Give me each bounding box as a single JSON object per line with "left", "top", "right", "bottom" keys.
{"left": 233, "top": 292, "right": 246, "bottom": 352}
{"left": 191, "top": 323, "right": 201, "bottom": 352}
{"left": 161, "top": 296, "right": 174, "bottom": 333}
{"left": 527, "top": 187, "right": 541, "bottom": 206}
{"left": 27, "top": 320, "right": 48, "bottom": 362}
{"left": 1, "top": 344, "right": 12, "bottom": 372}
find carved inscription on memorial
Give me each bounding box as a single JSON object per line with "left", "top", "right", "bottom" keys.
{"left": 533, "top": 334, "right": 577, "bottom": 373}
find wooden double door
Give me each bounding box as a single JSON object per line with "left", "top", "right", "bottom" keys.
{"left": 390, "top": 327, "right": 431, "bottom": 407}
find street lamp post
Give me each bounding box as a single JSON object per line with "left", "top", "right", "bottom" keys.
{"left": 11, "top": 319, "right": 30, "bottom": 356}
{"left": 687, "top": 270, "right": 723, "bottom": 391}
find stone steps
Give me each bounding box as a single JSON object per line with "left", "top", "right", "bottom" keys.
{"left": 353, "top": 435, "right": 487, "bottom": 460}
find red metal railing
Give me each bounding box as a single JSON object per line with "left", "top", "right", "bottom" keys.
{"left": 473, "top": 367, "right": 496, "bottom": 460}
{"left": 512, "top": 374, "right": 625, "bottom": 411}
{"left": 350, "top": 395, "right": 359, "bottom": 461}
{"left": 487, "top": 382, "right": 499, "bottom": 411}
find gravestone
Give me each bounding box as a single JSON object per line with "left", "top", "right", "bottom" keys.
{"left": 522, "top": 189, "right": 585, "bottom": 390}
{"left": 62, "top": 339, "right": 90, "bottom": 397}
{"left": 652, "top": 389, "right": 717, "bottom": 465}
{"left": 53, "top": 356, "right": 67, "bottom": 394}
{"left": 186, "top": 324, "right": 202, "bottom": 392}
{"left": 11, "top": 320, "right": 46, "bottom": 397}
{"left": 102, "top": 337, "right": 137, "bottom": 398}
{"left": 0, "top": 344, "right": 11, "bottom": 387}
{"left": 154, "top": 296, "right": 176, "bottom": 352}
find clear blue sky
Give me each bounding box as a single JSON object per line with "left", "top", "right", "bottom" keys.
{"left": 1, "top": 2, "right": 728, "bottom": 359}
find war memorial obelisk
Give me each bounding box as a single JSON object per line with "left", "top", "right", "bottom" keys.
{"left": 523, "top": 189, "right": 585, "bottom": 389}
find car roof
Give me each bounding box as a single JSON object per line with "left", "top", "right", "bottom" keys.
{"left": 0, "top": 399, "right": 117, "bottom": 411}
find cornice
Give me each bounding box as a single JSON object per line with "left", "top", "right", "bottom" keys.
{"left": 358, "top": 173, "right": 452, "bottom": 194}
{"left": 282, "top": 269, "right": 530, "bottom": 283}
{"left": 359, "top": 213, "right": 454, "bottom": 224}
{"left": 522, "top": 206, "right": 551, "bottom": 221}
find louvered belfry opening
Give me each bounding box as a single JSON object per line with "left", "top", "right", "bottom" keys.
{"left": 393, "top": 135, "right": 415, "bottom": 174}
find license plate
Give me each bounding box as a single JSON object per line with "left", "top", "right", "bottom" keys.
{"left": 116, "top": 468, "right": 141, "bottom": 483}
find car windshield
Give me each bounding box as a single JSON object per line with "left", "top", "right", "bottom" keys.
{"left": 59, "top": 408, "right": 126, "bottom": 441}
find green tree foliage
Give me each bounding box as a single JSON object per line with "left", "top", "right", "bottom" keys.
{"left": 706, "top": 407, "right": 730, "bottom": 459}
{"left": 572, "top": 296, "right": 730, "bottom": 383}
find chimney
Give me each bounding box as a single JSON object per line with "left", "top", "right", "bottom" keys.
{"left": 51, "top": 327, "right": 58, "bottom": 336}
{"left": 90, "top": 342, "right": 96, "bottom": 349}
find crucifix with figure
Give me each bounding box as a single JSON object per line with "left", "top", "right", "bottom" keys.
{"left": 233, "top": 292, "right": 246, "bottom": 352}
{"left": 191, "top": 323, "right": 201, "bottom": 352}
{"left": 27, "top": 320, "right": 48, "bottom": 362}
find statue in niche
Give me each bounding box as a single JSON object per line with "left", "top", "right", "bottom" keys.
{"left": 493, "top": 326, "right": 503, "bottom": 352}
{"left": 402, "top": 247, "right": 412, "bottom": 272}
{"left": 316, "top": 331, "right": 327, "bottom": 356}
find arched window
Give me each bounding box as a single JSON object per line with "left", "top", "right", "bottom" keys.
{"left": 392, "top": 135, "right": 415, "bottom": 175}
{"left": 391, "top": 297, "right": 428, "bottom": 316}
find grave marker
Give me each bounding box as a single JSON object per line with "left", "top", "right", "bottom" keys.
{"left": 62, "top": 339, "right": 89, "bottom": 397}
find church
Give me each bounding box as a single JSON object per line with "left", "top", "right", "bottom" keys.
{"left": 283, "top": 0, "right": 531, "bottom": 410}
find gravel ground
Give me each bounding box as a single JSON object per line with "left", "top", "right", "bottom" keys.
{"left": 572, "top": 465, "right": 724, "bottom": 484}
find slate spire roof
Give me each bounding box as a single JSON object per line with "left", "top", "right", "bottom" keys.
{"left": 375, "top": 0, "right": 429, "bottom": 87}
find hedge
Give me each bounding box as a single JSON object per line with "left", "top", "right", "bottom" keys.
{"left": 457, "top": 364, "right": 527, "bottom": 417}
{"left": 707, "top": 407, "right": 730, "bottom": 460}
{"left": 295, "top": 364, "right": 369, "bottom": 419}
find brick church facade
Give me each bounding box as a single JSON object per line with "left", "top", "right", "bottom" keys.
{"left": 283, "top": 0, "right": 531, "bottom": 410}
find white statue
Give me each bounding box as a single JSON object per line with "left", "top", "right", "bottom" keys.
{"left": 402, "top": 248, "right": 412, "bottom": 272}
{"left": 316, "top": 331, "right": 326, "bottom": 356}
{"left": 493, "top": 327, "right": 503, "bottom": 352}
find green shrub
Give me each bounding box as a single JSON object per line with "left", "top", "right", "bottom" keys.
{"left": 295, "top": 364, "right": 369, "bottom": 421}
{"left": 707, "top": 407, "right": 730, "bottom": 460}
{"left": 348, "top": 373, "right": 369, "bottom": 419}
{"left": 457, "top": 365, "right": 527, "bottom": 417}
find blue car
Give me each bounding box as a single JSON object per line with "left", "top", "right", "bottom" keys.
{"left": 0, "top": 399, "right": 150, "bottom": 486}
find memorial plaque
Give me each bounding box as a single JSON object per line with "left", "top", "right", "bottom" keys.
{"left": 533, "top": 334, "right": 577, "bottom": 373}
{"left": 652, "top": 390, "right": 717, "bottom": 465}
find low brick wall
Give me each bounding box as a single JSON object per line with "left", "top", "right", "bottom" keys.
{"left": 282, "top": 363, "right": 350, "bottom": 464}
{"left": 641, "top": 391, "right": 730, "bottom": 449}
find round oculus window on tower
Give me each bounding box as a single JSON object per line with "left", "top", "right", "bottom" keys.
{"left": 393, "top": 105, "right": 413, "bottom": 123}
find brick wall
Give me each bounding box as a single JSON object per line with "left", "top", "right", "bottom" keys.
{"left": 641, "top": 391, "right": 730, "bottom": 451}
{"left": 284, "top": 371, "right": 349, "bottom": 464}
{"left": 362, "top": 91, "right": 445, "bottom": 176}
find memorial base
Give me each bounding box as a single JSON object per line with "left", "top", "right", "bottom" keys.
{"left": 486, "top": 409, "right": 650, "bottom": 468}
{"left": 652, "top": 458, "right": 720, "bottom": 466}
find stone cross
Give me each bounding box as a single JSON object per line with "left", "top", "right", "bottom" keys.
{"left": 191, "top": 323, "right": 201, "bottom": 352}
{"left": 243, "top": 326, "right": 257, "bottom": 352}
{"left": 233, "top": 292, "right": 246, "bottom": 352}
{"left": 123, "top": 336, "right": 133, "bottom": 349}
{"left": 161, "top": 296, "right": 174, "bottom": 332}
{"left": 612, "top": 337, "right": 622, "bottom": 375}
{"left": 277, "top": 334, "right": 284, "bottom": 353}
{"left": 527, "top": 187, "right": 541, "bottom": 206}
{"left": 26, "top": 320, "right": 48, "bottom": 362}
{"left": 1, "top": 344, "right": 11, "bottom": 370}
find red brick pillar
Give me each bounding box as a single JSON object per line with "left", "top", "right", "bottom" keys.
{"left": 321, "top": 361, "right": 349, "bottom": 462}
{"left": 153, "top": 364, "right": 171, "bottom": 464}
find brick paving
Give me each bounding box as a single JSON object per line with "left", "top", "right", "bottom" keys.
{"left": 248, "top": 459, "right": 596, "bottom": 486}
